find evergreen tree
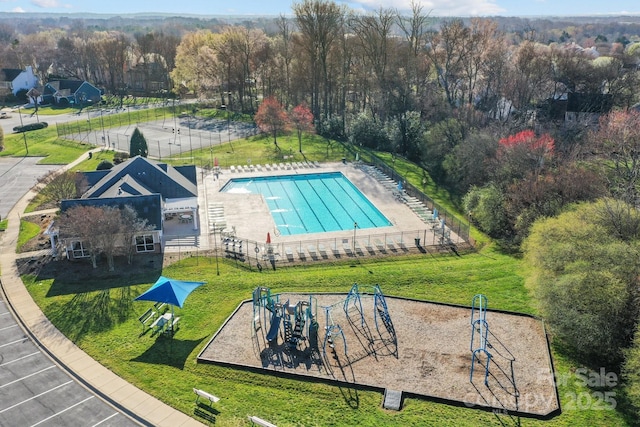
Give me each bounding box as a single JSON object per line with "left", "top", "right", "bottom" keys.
{"left": 129, "top": 127, "right": 148, "bottom": 157}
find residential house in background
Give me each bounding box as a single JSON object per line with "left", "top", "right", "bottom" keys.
{"left": 0, "top": 65, "right": 39, "bottom": 96}
{"left": 125, "top": 53, "right": 171, "bottom": 95}
{"left": 56, "top": 156, "right": 199, "bottom": 260}
{"left": 42, "top": 79, "right": 102, "bottom": 106}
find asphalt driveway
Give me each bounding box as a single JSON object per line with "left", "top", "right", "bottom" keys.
{"left": 0, "top": 157, "right": 58, "bottom": 220}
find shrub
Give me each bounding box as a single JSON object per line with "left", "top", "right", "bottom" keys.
{"left": 113, "top": 152, "right": 129, "bottom": 164}
{"left": 13, "top": 122, "right": 48, "bottom": 133}
{"left": 96, "top": 160, "right": 114, "bottom": 170}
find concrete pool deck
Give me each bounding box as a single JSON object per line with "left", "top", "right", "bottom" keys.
{"left": 175, "top": 161, "right": 460, "bottom": 260}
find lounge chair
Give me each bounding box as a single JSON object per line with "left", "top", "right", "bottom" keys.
{"left": 285, "top": 247, "right": 294, "bottom": 261}
{"left": 318, "top": 243, "right": 327, "bottom": 256}
{"left": 296, "top": 246, "right": 306, "bottom": 259}
{"left": 364, "top": 240, "right": 374, "bottom": 252}
{"left": 307, "top": 245, "right": 317, "bottom": 257}
{"left": 343, "top": 241, "right": 354, "bottom": 256}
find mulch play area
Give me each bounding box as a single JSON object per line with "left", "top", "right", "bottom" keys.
{"left": 197, "top": 287, "right": 559, "bottom": 418}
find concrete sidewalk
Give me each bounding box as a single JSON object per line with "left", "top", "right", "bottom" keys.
{"left": 0, "top": 149, "right": 205, "bottom": 427}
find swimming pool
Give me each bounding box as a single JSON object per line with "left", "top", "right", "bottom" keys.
{"left": 220, "top": 172, "right": 391, "bottom": 236}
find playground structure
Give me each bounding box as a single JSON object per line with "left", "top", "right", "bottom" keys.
{"left": 200, "top": 291, "right": 558, "bottom": 418}
{"left": 469, "top": 294, "right": 492, "bottom": 385}
{"left": 252, "top": 286, "right": 318, "bottom": 349}
{"left": 252, "top": 284, "right": 396, "bottom": 368}
{"left": 322, "top": 283, "right": 397, "bottom": 367}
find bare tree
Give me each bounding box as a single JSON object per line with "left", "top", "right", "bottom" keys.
{"left": 59, "top": 204, "right": 150, "bottom": 270}
{"left": 348, "top": 7, "right": 396, "bottom": 121}
{"left": 293, "top": 0, "right": 345, "bottom": 120}
{"left": 589, "top": 110, "right": 640, "bottom": 206}
{"left": 120, "top": 205, "right": 153, "bottom": 264}
{"left": 424, "top": 19, "right": 470, "bottom": 108}
{"left": 38, "top": 170, "right": 87, "bottom": 207}
{"left": 276, "top": 15, "right": 294, "bottom": 106}
{"left": 96, "top": 32, "right": 130, "bottom": 94}
{"left": 396, "top": 1, "right": 432, "bottom": 100}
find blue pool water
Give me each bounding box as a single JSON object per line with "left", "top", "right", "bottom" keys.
{"left": 220, "top": 172, "right": 391, "bottom": 236}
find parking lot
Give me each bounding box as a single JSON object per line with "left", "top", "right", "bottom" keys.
{"left": 0, "top": 294, "right": 140, "bottom": 426}
{"left": 0, "top": 157, "right": 58, "bottom": 221}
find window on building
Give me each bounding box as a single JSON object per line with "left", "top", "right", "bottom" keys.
{"left": 71, "top": 241, "right": 89, "bottom": 258}
{"left": 135, "top": 234, "right": 155, "bottom": 252}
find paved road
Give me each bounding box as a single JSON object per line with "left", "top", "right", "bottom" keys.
{"left": 0, "top": 108, "right": 79, "bottom": 136}
{"left": 0, "top": 157, "right": 58, "bottom": 220}
{"left": 0, "top": 291, "right": 140, "bottom": 426}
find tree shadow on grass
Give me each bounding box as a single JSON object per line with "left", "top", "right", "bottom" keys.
{"left": 131, "top": 335, "right": 207, "bottom": 370}
{"left": 48, "top": 287, "right": 138, "bottom": 341}
{"left": 19, "top": 254, "right": 163, "bottom": 297}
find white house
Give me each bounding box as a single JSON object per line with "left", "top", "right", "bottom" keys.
{"left": 0, "top": 66, "right": 39, "bottom": 95}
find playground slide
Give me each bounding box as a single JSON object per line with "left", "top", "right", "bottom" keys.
{"left": 266, "top": 314, "right": 281, "bottom": 342}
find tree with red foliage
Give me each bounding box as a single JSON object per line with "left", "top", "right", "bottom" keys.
{"left": 254, "top": 97, "right": 289, "bottom": 148}
{"left": 498, "top": 129, "right": 554, "bottom": 153}
{"left": 290, "top": 103, "right": 314, "bottom": 152}
{"left": 494, "top": 129, "right": 555, "bottom": 185}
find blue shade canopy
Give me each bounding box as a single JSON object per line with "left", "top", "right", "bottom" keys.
{"left": 134, "top": 276, "right": 205, "bottom": 308}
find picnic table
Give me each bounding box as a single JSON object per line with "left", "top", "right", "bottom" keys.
{"left": 151, "top": 312, "right": 180, "bottom": 335}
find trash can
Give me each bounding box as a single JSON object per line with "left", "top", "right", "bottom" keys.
{"left": 414, "top": 238, "right": 420, "bottom": 247}
{"left": 342, "top": 157, "right": 346, "bottom": 164}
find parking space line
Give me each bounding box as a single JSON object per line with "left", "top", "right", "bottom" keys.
{"left": 0, "top": 365, "right": 56, "bottom": 389}
{"left": 0, "top": 351, "right": 40, "bottom": 367}
{"left": 0, "top": 324, "right": 19, "bottom": 331}
{"left": 0, "top": 380, "right": 73, "bottom": 414}
{"left": 91, "top": 412, "right": 119, "bottom": 426}
{"left": 0, "top": 337, "right": 28, "bottom": 348}
{"left": 0, "top": 312, "right": 10, "bottom": 315}
{"left": 30, "top": 396, "right": 95, "bottom": 427}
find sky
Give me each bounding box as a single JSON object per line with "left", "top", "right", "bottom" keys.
{"left": 0, "top": 0, "right": 639, "bottom": 17}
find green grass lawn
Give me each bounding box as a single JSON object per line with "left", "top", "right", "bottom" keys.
{"left": 22, "top": 246, "right": 630, "bottom": 427}
{"left": 0, "top": 218, "right": 7, "bottom": 231}
{"left": 13, "top": 122, "right": 631, "bottom": 426}
{"left": 0, "top": 126, "right": 91, "bottom": 164}
{"left": 17, "top": 219, "right": 40, "bottom": 252}
{"left": 162, "top": 133, "right": 352, "bottom": 169}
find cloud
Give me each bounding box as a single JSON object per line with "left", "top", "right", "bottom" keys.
{"left": 12, "top": 7, "right": 26, "bottom": 12}
{"left": 344, "top": 0, "right": 506, "bottom": 16}
{"left": 31, "top": 0, "right": 61, "bottom": 8}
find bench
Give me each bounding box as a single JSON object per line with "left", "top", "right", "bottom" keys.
{"left": 138, "top": 308, "right": 156, "bottom": 332}
{"left": 154, "top": 301, "right": 166, "bottom": 312}
{"left": 194, "top": 388, "right": 220, "bottom": 406}
{"left": 248, "top": 415, "right": 278, "bottom": 427}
